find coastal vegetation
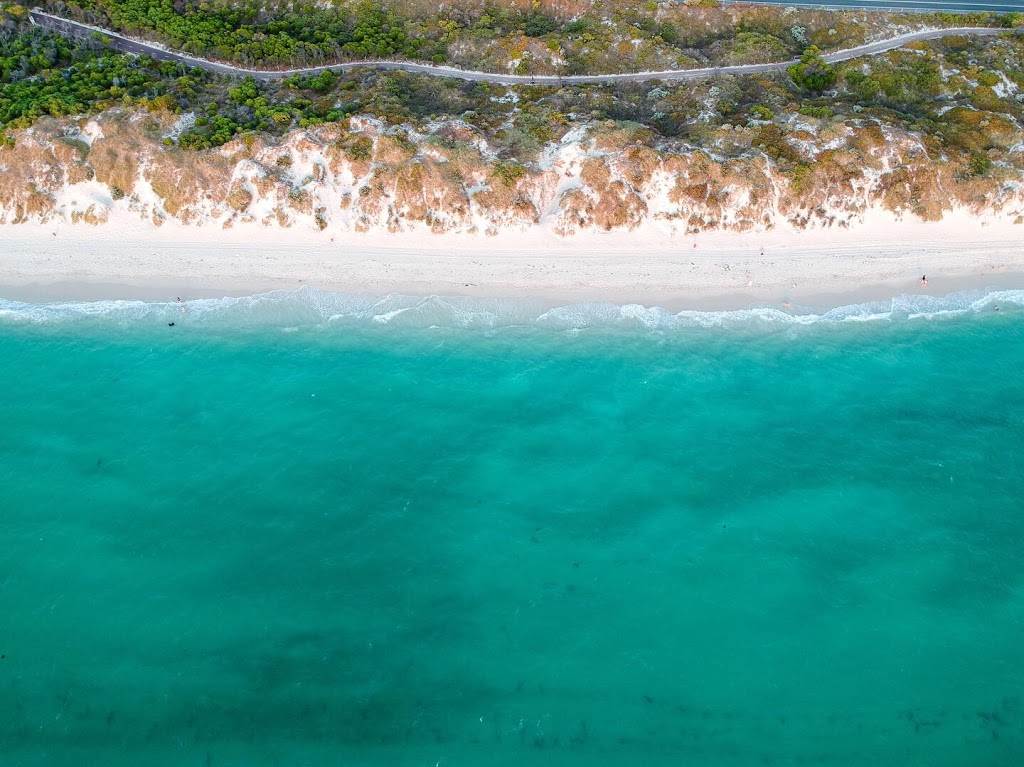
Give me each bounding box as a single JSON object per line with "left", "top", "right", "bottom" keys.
{"left": 2, "top": 0, "right": 1024, "bottom": 232}
{"left": 31, "top": 0, "right": 1024, "bottom": 73}
{"left": 0, "top": 3, "right": 205, "bottom": 127}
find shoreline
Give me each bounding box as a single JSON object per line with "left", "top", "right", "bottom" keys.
{"left": 2, "top": 215, "right": 1023, "bottom": 310}
{"left": 3, "top": 271, "right": 1023, "bottom": 315}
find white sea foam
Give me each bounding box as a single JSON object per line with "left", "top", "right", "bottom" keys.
{"left": 0, "top": 286, "right": 1021, "bottom": 331}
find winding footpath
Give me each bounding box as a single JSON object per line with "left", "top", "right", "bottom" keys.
{"left": 31, "top": 10, "right": 1008, "bottom": 85}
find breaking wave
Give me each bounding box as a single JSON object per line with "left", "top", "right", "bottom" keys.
{"left": 0, "top": 286, "right": 1022, "bottom": 331}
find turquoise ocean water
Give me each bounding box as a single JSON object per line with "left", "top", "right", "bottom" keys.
{"left": 1, "top": 288, "right": 1023, "bottom": 766}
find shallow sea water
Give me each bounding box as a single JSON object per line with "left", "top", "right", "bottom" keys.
{"left": 1, "top": 289, "right": 1023, "bottom": 766}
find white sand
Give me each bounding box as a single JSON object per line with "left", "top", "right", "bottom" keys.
{"left": 1, "top": 209, "right": 1022, "bottom": 308}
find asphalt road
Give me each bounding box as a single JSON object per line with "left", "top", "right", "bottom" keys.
{"left": 732, "top": 0, "right": 1023, "bottom": 13}
{"left": 29, "top": 10, "right": 1008, "bottom": 85}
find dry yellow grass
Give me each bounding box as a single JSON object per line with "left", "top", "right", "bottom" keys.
{"left": 70, "top": 205, "right": 108, "bottom": 225}
{"left": 226, "top": 187, "right": 253, "bottom": 212}
{"left": 147, "top": 150, "right": 234, "bottom": 217}
{"left": 374, "top": 134, "right": 417, "bottom": 167}
{"left": 88, "top": 115, "right": 145, "bottom": 197}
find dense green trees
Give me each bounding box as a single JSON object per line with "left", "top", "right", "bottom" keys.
{"left": 0, "top": 5, "right": 197, "bottom": 126}
{"left": 341, "top": 2, "right": 417, "bottom": 58}
{"left": 45, "top": 0, "right": 440, "bottom": 65}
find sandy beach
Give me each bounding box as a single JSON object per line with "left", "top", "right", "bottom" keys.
{"left": 2, "top": 209, "right": 1022, "bottom": 308}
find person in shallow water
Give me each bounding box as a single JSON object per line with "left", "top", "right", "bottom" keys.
{"left": 921, "top": 275, "right": 928, "bottom": 286}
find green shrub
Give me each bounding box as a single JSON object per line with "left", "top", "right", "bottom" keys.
{"left": 798, "top": 105, "right": 834, "bottom": 119}
{"left": 968, "top": 154, "right": 992, "bottom": 176}
{"left": 493, "top": 160, "right": 527, "bottom": 185}
{"left": 522, "top": 12, "right": 556, "bottom": 38}
{"left": 789, "top": 47, "right": 837, "bottom": 92}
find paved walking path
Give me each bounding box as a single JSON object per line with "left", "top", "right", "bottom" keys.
{"left": 30, "top": 10, "right": 1007, "bottom": 85}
